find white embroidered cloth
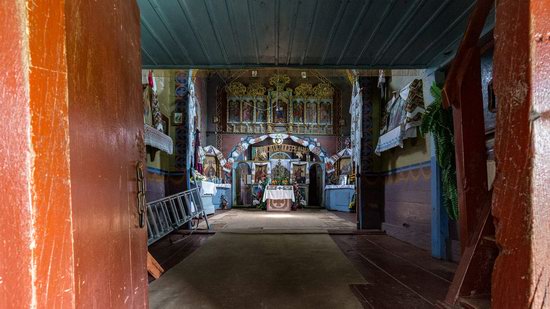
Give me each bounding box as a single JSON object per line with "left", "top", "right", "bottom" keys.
{"left": 200, "top": 181, "right": 217, "bottom": 195}
{"left": 144, "top": 124, "right": 173, "bottom": 154}
{"left": 325, "top": 185, "right": 355, "bottom": 189}
{"left": 262, "top": 188, "right": 295, "bottom": 202}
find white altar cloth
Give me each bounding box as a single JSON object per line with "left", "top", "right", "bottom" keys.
{"left": 215, "top": 184, "right": 231, "bottom": 189}
{"left": 262, "top": 188, "right": 295, "bottom": 202}
{"left": 200, "top": 181, "right": 217, "bottom": 195}
{"left": 325, "top": 185, "right": 355, "bottom": 189}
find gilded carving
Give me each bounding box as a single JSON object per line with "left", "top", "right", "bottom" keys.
{"left": 247, "top": 82, "right": 266, "bottom": 96}
{"left": 313, "top": 83, "right": 334, "bottom": 99}
{"left": 225, "top": 74, "right": 335, "bottom": 135}
{"left": 269, "top": 74, "right": 291, "bottom": 91}
{"left": 226, "top": 82, "right": 247, "bottom": 97}
{"left": 294, "top": 83, "right": 314, "bottom": 97}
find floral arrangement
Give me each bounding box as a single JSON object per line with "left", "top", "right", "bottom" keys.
{"left": 271, "top": 178, "right": 289, "bottom": 185}
{"left": 191, "top": 169, "right": 207, "bottom": 183}
{"left": 254, "top": 177, "right": 270, "bottom": 210}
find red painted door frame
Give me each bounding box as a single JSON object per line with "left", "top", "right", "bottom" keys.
{"left": 0, "top": 1, "right": 147, "bottom": 308}
{"left": 492, "top": 0, "right": 550, "bottom": 307}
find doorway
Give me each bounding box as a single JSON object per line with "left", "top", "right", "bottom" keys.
{"left": 235, "top": 162, "right": 251, "bottom": 206}
{"left": 308, "top": 163, "right": 324, "bottom": 207}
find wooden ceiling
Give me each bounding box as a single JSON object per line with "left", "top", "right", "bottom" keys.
{"left": 138, "top": 0, "right": 494, "bottom": 69}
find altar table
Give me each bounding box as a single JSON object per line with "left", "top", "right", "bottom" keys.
{"left": 324, "top": 185, "right": 355, "bottom": 212}
{"left": 263, "top": 186, "right": 295, "bottom": 212}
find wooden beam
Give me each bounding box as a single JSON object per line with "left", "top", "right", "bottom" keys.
{"left": 441, "top": 0, "right": 493, "bottom": 251}
{"left": 147, "top": 252, "right": 165, "bottom": 279}
{"left": 449, "top": 47, "right": 490, "bottom": 251}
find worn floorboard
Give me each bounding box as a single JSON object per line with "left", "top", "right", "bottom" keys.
{"left": 362, "top": 235, "right": 456, "bottom": 282}
{"left": 332, "top": 235, "right": 456, "bottom": 308}
{"left": 148, "top": 233, "right": 212, "bottom": 282}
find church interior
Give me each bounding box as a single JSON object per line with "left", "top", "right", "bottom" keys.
{"left": 1, "top": 0, "right": 548, "bottom": 308}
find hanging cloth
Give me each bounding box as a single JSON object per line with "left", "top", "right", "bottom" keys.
{"left": 194, "top": 129, "right": 203, "bottom": 174}
{"left": 375, "top": 79, "right": 425, "bottom": 155}
{"left": 377, "top": 69, "right": 386, "bottom": 100}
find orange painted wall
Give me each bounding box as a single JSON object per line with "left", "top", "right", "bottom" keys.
{"left": 65, "top": 0, "right": 148, "bottom": 307}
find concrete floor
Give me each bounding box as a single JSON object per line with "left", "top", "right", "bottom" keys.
{"left": 198, "top": 209, "right": 357, "bottom": 231}
{"left": 149, "top": 233, "right": 366, "bottom": 309}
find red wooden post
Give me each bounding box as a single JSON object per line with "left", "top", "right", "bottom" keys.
{"left": 491, "top": 0, "right": 550, "bottom": 307}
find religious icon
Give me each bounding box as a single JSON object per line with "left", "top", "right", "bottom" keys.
{"left": 272, "top": 160, "right": 290, "bottom": 180}
{"left": 293, "top": 165, "right": 306, "bottom": 184}
{"left": 255, "top": 101, "right": 267, "bottom": 122}
{"left": 306, "top": 101, "right": 317, "bottom": 123}
{"left": 293, "top": 101, "right": 304, "bottom": 123}
{"left": 204, "top": 156, "right": 218, "bottom": 178}
{"left": 228, "top": 100, "right": 241, "bottom": 122}
{"left": 254, "top": 164, "right": 268, "bottom": 183}
{"left": 242, "top": 101, "right": 253, "bottom": 122}
{"left": 319, "top": 102, "right": 331, "bottom": 124}
{"left": 273, "top": 100, "right": 287, "bottom": 123}
{"left": 339, "top": 158, "right": 352, "bottom": 175}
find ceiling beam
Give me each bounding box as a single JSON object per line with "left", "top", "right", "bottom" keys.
{"left": 246, "top": 0, "right": 260, "bottom": 64}
{"left": 353, "top": 0, "right": 397, "bottom": 66}
{"left": 336, "top": 0, "right": 372, "bottom": 65}
{"left": 371, "top": 0, "right": 426, "bottom": 65}
{"left": 141, "top": 47, "right": 158, "bottom": 66}
{"left": 140, "top": 18, "right": 178, "bottom": 64}
{"left": 410, "top": 1, "right": 477, "bottom": 64}
{"left": 388, "top": 0, "right": 452, "bottom": 66}
{"left": 204, "top": 0, "right": 230, "bottom": 65}
{"left": 320, "top": 0, "right": 349, "bottom": 65}
{"left": 224, "top": 0, "right": 244, "bottom": 64}
{"left": 274, "top": 0, "right": 280, "bottom": 65}
{"left": 301, "top": 0, "right": 320, "bottom": 65}
{"left": 141, "top": 63, "right": 425, "bottom": 70}
{"left": 148, "top": 0, "right": 193, "bottom": 65}
{"left": 175, "top": 0, "right": 213, "bottom": 65}
{"left": 285, "top": 0, "right": 300, "bottom": 65}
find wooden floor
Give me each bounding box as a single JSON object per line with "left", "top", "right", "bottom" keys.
{"left": 148, "top": 232, "right": 212, "bottom": 282}
{"left": 332, "top": 234, "right": 456, "bottom": 308}
{"left": 148, "top": 215, "right": 456, "bottom": 308}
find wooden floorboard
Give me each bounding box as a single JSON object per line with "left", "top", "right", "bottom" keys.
{"left": 333, "top": 235, "right": 434, "bottom": 308}
{"left": 362, "top": 235, "right": 456, "bottom": 282}
{"left": 333, "top": 234, "right": 456, "bottom": 308}
{"left": 148, "top": 232, "right": 213, "bottom": 282}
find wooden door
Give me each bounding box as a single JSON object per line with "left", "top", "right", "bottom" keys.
{"left": 0, "top": 1, "right": 146, "bottom": 308}
{"left": 66, "top": 0, "right": 147, "bottom": 308}
{"left": 65, "top": 1, "right": 148, "bottom": 308}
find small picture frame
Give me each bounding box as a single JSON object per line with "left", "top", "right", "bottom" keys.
{"left": 172, "top": 112, "right": 183, "bottom": 125}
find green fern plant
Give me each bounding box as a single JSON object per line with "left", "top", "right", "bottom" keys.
{"left": 420, "top": 82, "right": 459, "bottom": 220}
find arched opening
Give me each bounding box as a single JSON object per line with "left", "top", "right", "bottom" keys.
{"left": 308, "top": 163, "right": 324, "bottom": 207}
{"left": 235, "top": 162, "right": 251, "bottom": 206}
